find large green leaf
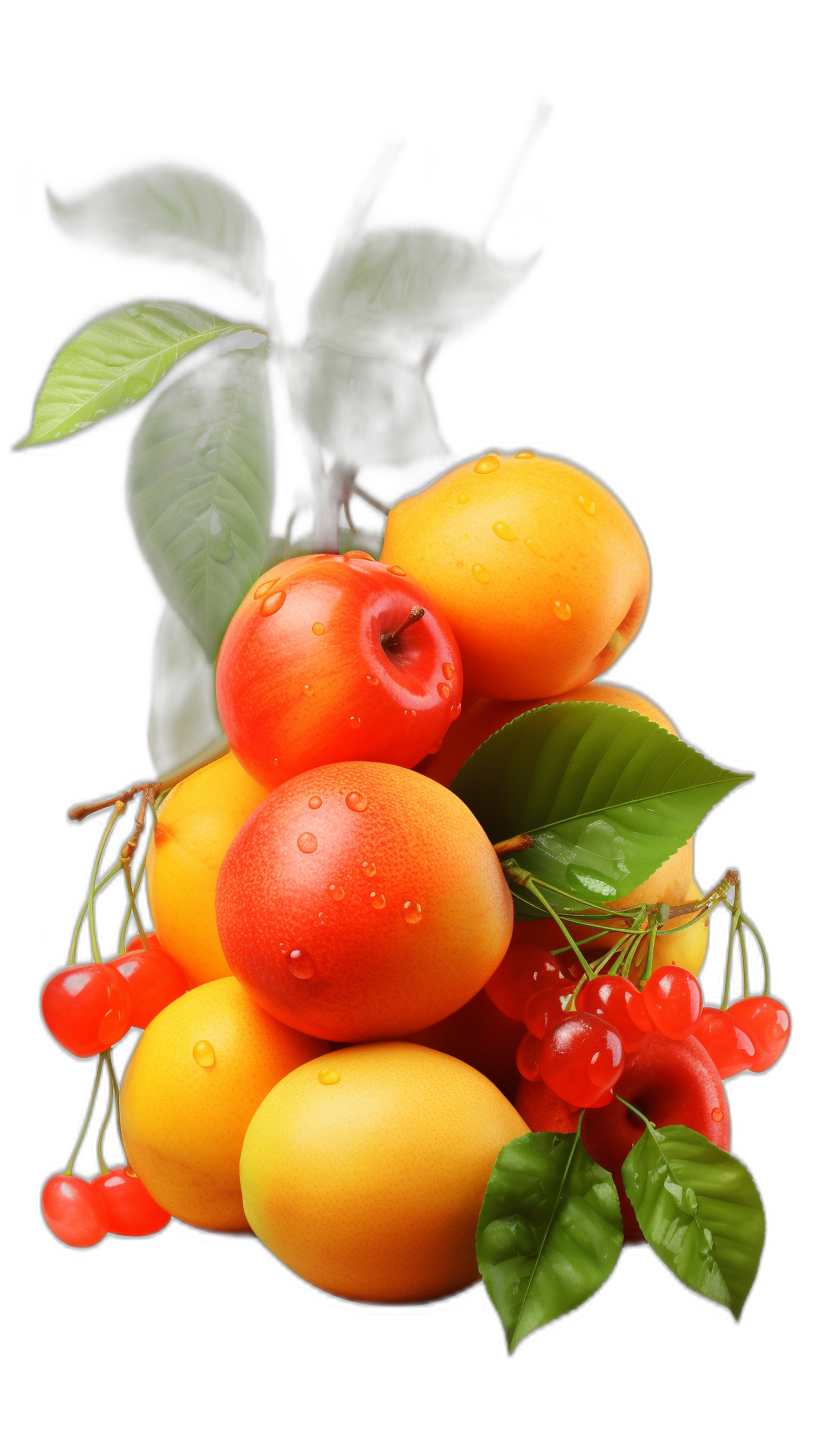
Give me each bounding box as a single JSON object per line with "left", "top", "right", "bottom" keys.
{"left": 622, "top": 1122, "right": 764, "bottom": 1319}
{"left": 309, "top": 229, "right": 533, "bottom": 361}
{"left": 451, "top": 702, "right": 751, "bottom": 912}
{"left": 287, "top": 344, "right": 445, "bottom": 464}
{"left": 477, "top": 1130, "right": 623, "bottom": 1352}
{"left": 128, "top": 347, "right": 273, "bottom": 661}
{"left": 147, "top": 605, "right": 224, "bottom": 775}
{"left": 17, "top": 303, "right": 262, "bottom": 447}
{"left": 48, "top": 167, "right": 266, "bottom": 294}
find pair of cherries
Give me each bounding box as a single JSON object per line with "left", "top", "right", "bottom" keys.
{"left": 41, "top": 935, "right": 189, "bottom": 1056}
{"left": 42, "top": 1167, "right": 170, "bottom": 1247}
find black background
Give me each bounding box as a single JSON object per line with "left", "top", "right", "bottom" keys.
{"left": 12, "top": 53, "right": 792, "bottom": 1397}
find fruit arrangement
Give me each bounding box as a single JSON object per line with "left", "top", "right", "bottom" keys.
{"left": 23, "top": 166, "right": 788, "bottom": 1350}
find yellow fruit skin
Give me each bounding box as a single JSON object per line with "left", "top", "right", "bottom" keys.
{"left": 120, "top": 978, "right": 327, "bottom": 1230}
{"left": 147, "top": 752, "right": 267, "bottom": 985}
{"left": 240, "top": 1042, "right": 528, "bottom": 1303}
{"left": 646, "top": 878, "right": 709, "bottom": 977}
{"left": 381, "top": 452, "right": 650, "bottom": 699}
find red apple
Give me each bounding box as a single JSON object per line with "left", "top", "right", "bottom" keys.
{"left": 518, "top": 1033, "right": 730, "bottom": 1241}
{"left": 215, "top": 552, "right": 463, "bottom": 789}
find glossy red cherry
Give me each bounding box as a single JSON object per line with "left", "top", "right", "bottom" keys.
{"left": 485, "top": 942, "right": 575, "bottom": 1021}
{"left": 728, "top": 995, "right": 791, "bottom": 1072}
{"left": 641, "top": 965, "right": 702, "bottom": 1039}
{"left": 42, "top": 1174, "right": 108, "bottom": 1247}
{"left": 538, "top": 1013, "right": 625, "bottom": 1107}
{"left": 516, "top": 1079, "right": 580, "bottom": 1134}
{"left": 523, "top": 987, "right": 572, "bottom": 1038}
{"left": 42, "top": 964, "right": 132, "bottom": 1057}
{"left": 109, "top": 945, "right": 189, "bottom": 1028}
{"left": 91, "top": 1167, "right": 171, "bottom": 1236}
{"left": 694, "top": 1007, "right": 755, "bottom": 1078}
{"left": 575, "top": 975, "right": 648, "bottom": 1052}
{"left": 126, "top": 932, "right": 161, "bottom": 955}
{"left": 516, "top": 1030, "right": 543, "bottom": 1081}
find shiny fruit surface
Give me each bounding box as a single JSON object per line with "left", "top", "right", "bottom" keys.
{"left": 405, "top": 988, "right": 523, "bottom": 1101}
{"left": 216, "top": 761, "right": 513, "bottom": 1042}
{"left": 538, "top": 1013, "right": 625, "bottom": 1106}
{"left": 728, "top": 996, "right": 791, "bottom": 1072}
{"left": 108, "top": 944, "right": 190, "bottom": 1027}
{"left": 642, "top": 965, "right": 703, "bottom": 1039}
{"left": 484, "top": 941, "right": 577, "bottom": 1022}
{"left": 42, "top": 964, "right": 132, "bottom": 1058}
{"left": 240, "top": 1042, "right": 528, "bottom": 1303}
{"left": 575, "top": 975, "right": 648, "bottom": 1053}
{"left": 91, "top": 1167, "right": 171, "bottom": 1235}
{"left": 42, "top": 1174, "right": 107, "bottom": 1247}
{"left": 693, "top": 1009, "right": 755, "bottom": 1079}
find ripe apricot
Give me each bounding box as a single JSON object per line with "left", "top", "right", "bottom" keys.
{"left": 120, "top": 978, "right": 326, "bottom": 1230}
{"left": 146, "top": 752, "right": 267, "bottom": 985}
{"left": 240, "top": 1042, "right": 528, "bottom": 1302}
{"left": 405, "top": 988, "right": 523, "bottom": 1100}
{"left": 216, "top": 760, "right": 513, "bottom": 1042}
{"left": 381, "top": 451, "right": 649, "bottom": 699}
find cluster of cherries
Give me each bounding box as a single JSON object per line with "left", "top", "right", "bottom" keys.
{"left": 41, "top": 935, "right": 188, "bottom": 1247}
{"left": 486, "top": 941, "right": 791, "bottom": 1108}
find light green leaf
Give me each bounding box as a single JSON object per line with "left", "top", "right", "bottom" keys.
{"left": 309, "top": 229, "right": 533, "bottom": 361}
{"left": 451, "top": 702, "right": 751, "bottom": 913}
{"left": 18, "top": 302, "right": 263, "bottom": 447}
{"left": 147, "top": 605, "right": 225, "bottom": 775}
{"left": 287, "top": 344, "right": 445, "bottom": 465}
{"left": 128, "top": 347, "right": 273, "bottom": 661}
{"left": 48, "top": 167, "right": 266, "bottom": 294}
{"left": 477, "top": 1129, "right": 623, "bottom": 1352}
{"left": 622, "top": 1121, "right": 765, "bottom": 1319}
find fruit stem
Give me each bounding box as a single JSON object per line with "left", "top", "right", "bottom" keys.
{"left": 493, "top": 834, "right": 535, "bottom": 857}
{"left": 64, "top": 1055, "right": 104, "bottom": 1176}
{"left": 741, "top": 913, "right": 771, "bottom": 996}
{"left": 68, "top": 862, "right": 122, "bottom": 967}
{"left": 96, "top": 1061, "right": 114, "bottom": 1176}
{"left": 615, "top": 1095, "right": 653, "bottom": 1130}
{"left": 380, "top": 606, "right": 425, "bottom": 649}
{"left": 87, "top": 802, "right": 126, "bottom": 964}
{"left": 640, "top": 913, "right": 661, "bottom": 988}
{"left": 351, "top": 482, "right": 390, "bottom": 518}
{"left": 720, "top": 884, "right": 741, "bottom": 1010}
{"left": 506, "top": 872, "right": 595, "bottom": 979}
{"left": 121, "top": 857, "right": 148, "bottom": 948}
{"left": 103, "top": 1049, "right": 124, "bottom": 1152}
{"left": 68, "top": 740, "right": 231, "bottom": 826}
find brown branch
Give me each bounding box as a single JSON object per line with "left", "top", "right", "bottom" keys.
{"left": 493, "top": 834, "right": 534, "bottom": 857}
{"left": 68, "top": 737, "right": 230, "bottom": 824}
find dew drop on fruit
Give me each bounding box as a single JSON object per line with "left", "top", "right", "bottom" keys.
{"left": 308, "top": 795, "right": 322, "bottom": 809}
{"left": 387, "top": 565, "right": 406, "bottom": 577}
{"left": 711, "top": 1107, "right": 724, "bottom": 1122}
{"left": 456, "top": 560, "right": 465, "bottom": 568}
{"left": 318, "top": 1068, "right": 341, "bottom": 1085}
{"left": 312, "top": 622, "right": 325, "bottom": 635}
{"left": 437, "top": 682, "right": 451, "bottom": 699}
{"left": 442, "top": 662, "right": 454, "bottom": 680}
{"left": 554, "top": 601, "right": 572, "bottom": 621}
{"left": 192, "top": 1040, "right": 215, "bottom": 1068}
{"left": 346, "top": 791, "right": 368, "bottom": 812}
{"left": 474, "top": 454, "right": 500, "bottom": 473}
{"left": 403, "top": 901, "right": 422, "bottom": 924}
{"left": 515, "top": 450, "right": 535, "bottom": 459}
{"left": 349, "top": 715, "right": 361, "bottom": 729}
{"left": 577, "top": 494, "right": 596, "bottom": 515}
{"left": 492, "top": 521, "right": 518, "bottom": 541}
{"left": 328, "top": 884, "right": 345, "bottom": 901}
{"left": 472, "top": 563, "right": 491, "bottom": 584}
{"left": 260, "top": 589, "right": 286, "bottom": 617}
{"left": 451, "top": 702, "right": 462, "bottom": 718}
{"left": 297, "top": 832, "right": 318, "bottom": 854}
{"left": 288, "top": 949, "right": 314, "bottom": 979}
{"left": 304, "top": 684, "right": 315, "bottom": 697}
{"left": 255, "top": 577, "right": 279, "bottom": 599}
{"left": 370, "top": 892, "right": 386, "bottom": 910}
{"left": 361, "top": 861, "right": 376, "bottom": 877}
{"left": 366, "top": 675, "right": 379, "bottom": 686}
{"left": 524, "top": 537, "right": 547, "bottom": 558}
{"left": 457, "top": 493, "right": 470, "bottom": 504}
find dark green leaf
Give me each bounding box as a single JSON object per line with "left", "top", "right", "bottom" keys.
{"left": 287, "top": 344, "right": 445, "bottom": 465}
{"left": 622, "top": 1122, "right": 764, "bottom": 1319}
{"left": 309, "top": 229, "right": 533, "bottom": 361}
{"left": 48, "top": 167, "right": 266, "bottom": 293}
{"left": 451, "top": 702, "right": 751, "bottom": 911}
{"left": 148, "top": 605, "right": 224, "bottom": 775}
{"left": 477, "top": 1130, "right": 623, "bottom": 1351}
{"left": 128, "top": 347, "right": 273, "bottom": 661}
{"left": 18, "top": 302, "right": 263, "bottom": 447}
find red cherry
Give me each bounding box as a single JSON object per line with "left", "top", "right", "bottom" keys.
{"left": 538, "top": 1013, "right": 625, "bottom": 1107}
{"left": 42, "top": 1174, "right": 108, "bottom": 1247}
{"left": 485, "top": 942, "right": 578, "bottom": 1021}
{"left": 109, "top": 945, "right": 190, "bottom": 1028}
{"left": 575, "top": 976, "right": 648, "bottom": 1053}
{"left": 728, "top": 996, "right": 791, "bottom": 1072}
{"left": 523, "top": 987, "right": 572, "bottom": 1038}
{"left": 126, "top": 932, "right": 161, "bottom": 954}
{"left": 694, "top": 1007, "right": 755, "bottom": 1078}
{"left": 91, "top": 1167, "right": 171, "bottom": 1236}
{"left": 42, "top": 965, "right": 132, "bottom": 1057}
{"left": 516, "top": 1079, "right": 580, "bottom": 1134}
{"left": 641, "top": 965, "right": 702, "bottom": 1039}
{"left": 516, "top": 1030, "right": 543, "bottom": 1081}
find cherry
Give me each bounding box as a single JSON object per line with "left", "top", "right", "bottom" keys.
{"left": 516, "top": 1079, "right": 580, "bottom": 1134}
{"left": 92, "top": 1166, "right": 171, "bottom": 1236}
{"left": 109, "top": 944, "right": 190, "bottom": 1028}
{"left": 693, "top": 1007, "right": 755, "bottom": 1079}
{"left": 516, "top": 1030, "right": 543, "bottom": 1081}
{"left": 42, "top": 1174, "right": 108, "bottom": 1247}
{"left": 728, "top": 996, "right": 791, "bottom": 1072}
{"left": 485, "top": 942, "right": 575, "bottom": 1022}
{"left": 42, "top": 964, "right": 132, "bottom": 1057}
{"left": 641, "top": 965, "right": 702, "bottom": 1040}
{"left": 523, "top": 987, "right": 572, "bottom": 1038}
{"left": 538, "top": 1013, "right": 625, "bottom": 1107}
{"left": 575, "top": 975, "right": 648, "bottom": 1053}
{"left": 126, "top": 932, "right": 161, "bottom": 954}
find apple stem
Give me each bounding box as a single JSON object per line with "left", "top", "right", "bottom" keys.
{"left": 380, "top": 606, "right": 425, "bottom": 648}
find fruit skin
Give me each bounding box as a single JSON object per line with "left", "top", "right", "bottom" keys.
{"left": 381, "top": 452, "right": 649, "bottom": 700}
{"left": 580, "top": 1033, "right": 730, "bottom": 1241}
{"left": 146, "top": 752, "right": 267, "bottom": 987}
{"left": 405, "top": 989, "right": 523, "bottom": 1100}
{"left": 91, "top": 1167, "right": 171, "bottom": 1236}
{"left": 42, "top": 964, "right": 132, "bottom": 1057}
{"left": 216, "top": 761, "right": 514, "bottom": 1043}
{"left": 120, "top": 978, "right": 327, "bottom": 1231}
{"left": 693, "top": 1008, "right": 755, "bottom": 1079}
{"left": 41, "top": 1174, "right": 107, "bottom": 1247}
{"left": 538, "top": 1013, "right": 625, "bottom": 1106}
{"left": 515, "top": 1079, "right": 580, "bottom": 1135}
{"left": 485, "top": 941, "right": 577, "bottom": 1021}
{"left": 641, "top": 965, "right": 703, "bottom": 1039}
{"left": 216, "top": 554, "right": 463, "bottom": 791}
{"left": 728, "top": 996, "right": 791, "bottom": 1072}
{"left": 109, "top": 944, "right": 190, "bottom": 1027}
{"left": 240, "top": 1042, "right": 528, "bottom": 1303}
{"left": 575, "top": 976, "right": 648, "bottom": 1053}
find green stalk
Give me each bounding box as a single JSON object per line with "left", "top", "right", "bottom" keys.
{"left": 64, "top": 1055, "right": 104, "bottom": 1175}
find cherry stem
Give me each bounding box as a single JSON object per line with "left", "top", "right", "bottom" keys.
{"left": 64, "top": 1054, "right": 104, "bottom": 1176}
{"left": 87, "top": 802, "right": 126, "bottom": 964}
{"left": 639, "top": 912, "right": 661, "bottom": 988}
{"left": 68, "top": 862, "right": 121, "bottom": 966}
{"left": 721, "top": 876, "right": 742, "bottom": 1009}
{"left": 118, "top": 841, "right": 149, "bottom": 954}
{"left": 507, "top": 871, "right": 595, "bottom": 978}
{"left": 738, "top": 921, "right": 750, "bottom": 999}
{"left": 741, "top": 913, "right": 770, "bottom": 996}
{"left": 96, "top": 1061, "right": 114, "bottom": 1176}
{"left": 121, "top": 858, "right": 148, "bottom": 948}
{"left": 493, "top": 834, "right": 534, "bottom": 857}
{"left": 380, "top": 606, "right": 425, "bottom": 649}
{"left": 103, "top": 1049, "right": 123, "bottom": 1151}
{"left": 68, "top": 739, "right": 230, "bottom": 827}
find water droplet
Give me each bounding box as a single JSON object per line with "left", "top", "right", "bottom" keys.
{"left": 288, "top": 949, "right": 314, "bottom": 979}
{"left": 308, "top": 795, "right": 322, "bottom": 809}
{"left": 254, "top": 577, "right": 279, "bottom": 599}
{"left": 318, "top": 1067, "right": 341, "bottom": 1085}
{"left": 442, "top": 663, "right": 454, "bottom": 681}
{"left": 193, "top": 423, "right": 217, "bottom": 457}
{"left": 554, "top": 601, "right": 572, "bottom": 621}
{"left": 606, "top": 629, "right": 625, "bottom": 657}
{"left": 474, "top": 454, "right": 500, "bottom": 473}
{"left": 472, "top": 563, "right": 491, "bottom": 584}
{"left": 403, "top": 901, "right": 422, "bottom": 924}
{"left": 94, "top": 409, "right": 107, "bottom": 419}
{"left": 297, "top": 832, "right": 318, "bottom": 853}
{"left": 370, "top": 892, "right": 386, "bottom": 909}
{"left": 515, "top": 450, "right": 535, "bottom": 459}
{"left": 260, "top": 590, "right": 286, "bottom": 617}
{"left": 125, "top": 305, "right": 140, "bottom": 317}
{"left": 524, "top": 538, "right": 547, "bottom": 558}
{"left": 577, "top": 494, "right": 596, "bottom": 515}
{"left": 492, "top": 521, "right": 518, "bottom": 541}
{"left": 457, "top": 493, "right": 470, "bottom": 504}
{"left": 456, "top": 560, "right": 465, "bottom": 568}
{"left": 427, "top": 739, "right": 444, "bottom": 754}
{"left": 344, "top": 550, "right": 374, "bottom": 561}
{"left": 304, "top": 685, "right": 315, "bottom": 697}
{"left": 312, "top": 622, "right": 325, "bottom": 635}
{"left": 196, "top": 509, "right": 233, "bottom": 563}
{"left": 366, "top": 675, "right": 380, "bottom": 686}
{"left": 451, "top": 702, "right": 462, "bottom": 718}
{"left": 437, "top": 682, "right": 452, "bottom": 699}
{"left": 192, "top": 1040, "right": 215, "bottom": 1068}
{"left": 711, "top": 1107, "right": 724, "bottom": 1123}
{"left": 346, "top": 791, "right": 368, "bottom": 812}
{"left": 328, "top": 883, "right": 345, "bottom": 901}
{"left": 349, "top": 716, "right": 361, "bottom": 729}
{"left": 361, "top": 861, "right": 376, "bottom": 877}
{"left": 387, "top": 565, "right": 406, "bottom": 577}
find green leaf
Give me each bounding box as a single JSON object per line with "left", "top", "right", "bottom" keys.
{"left": 451, "top": 702, "right": 751, "bottom": 912}
{"left": 476, "top": 1129, "right": 623, "bottom": 1352}
{"left": 287, "top": 344, "right": 445, "bottom": 465}
{"left": 309, "top": 229, "right": 533, "bottom": 361}
{"left": 148, "top": 605, "right": 224, "bottom": 775}
{"left": 622, "top": 1121, "right": 765, "bottom": 1319}
{"left": 18, "top": 302, "right": 263, "bottom": 447}
{"left": 48, "top": 167, "right": 266, "bottom": 294}
{"left": 128, "top": 347, "right": 273, "bottom": 661}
